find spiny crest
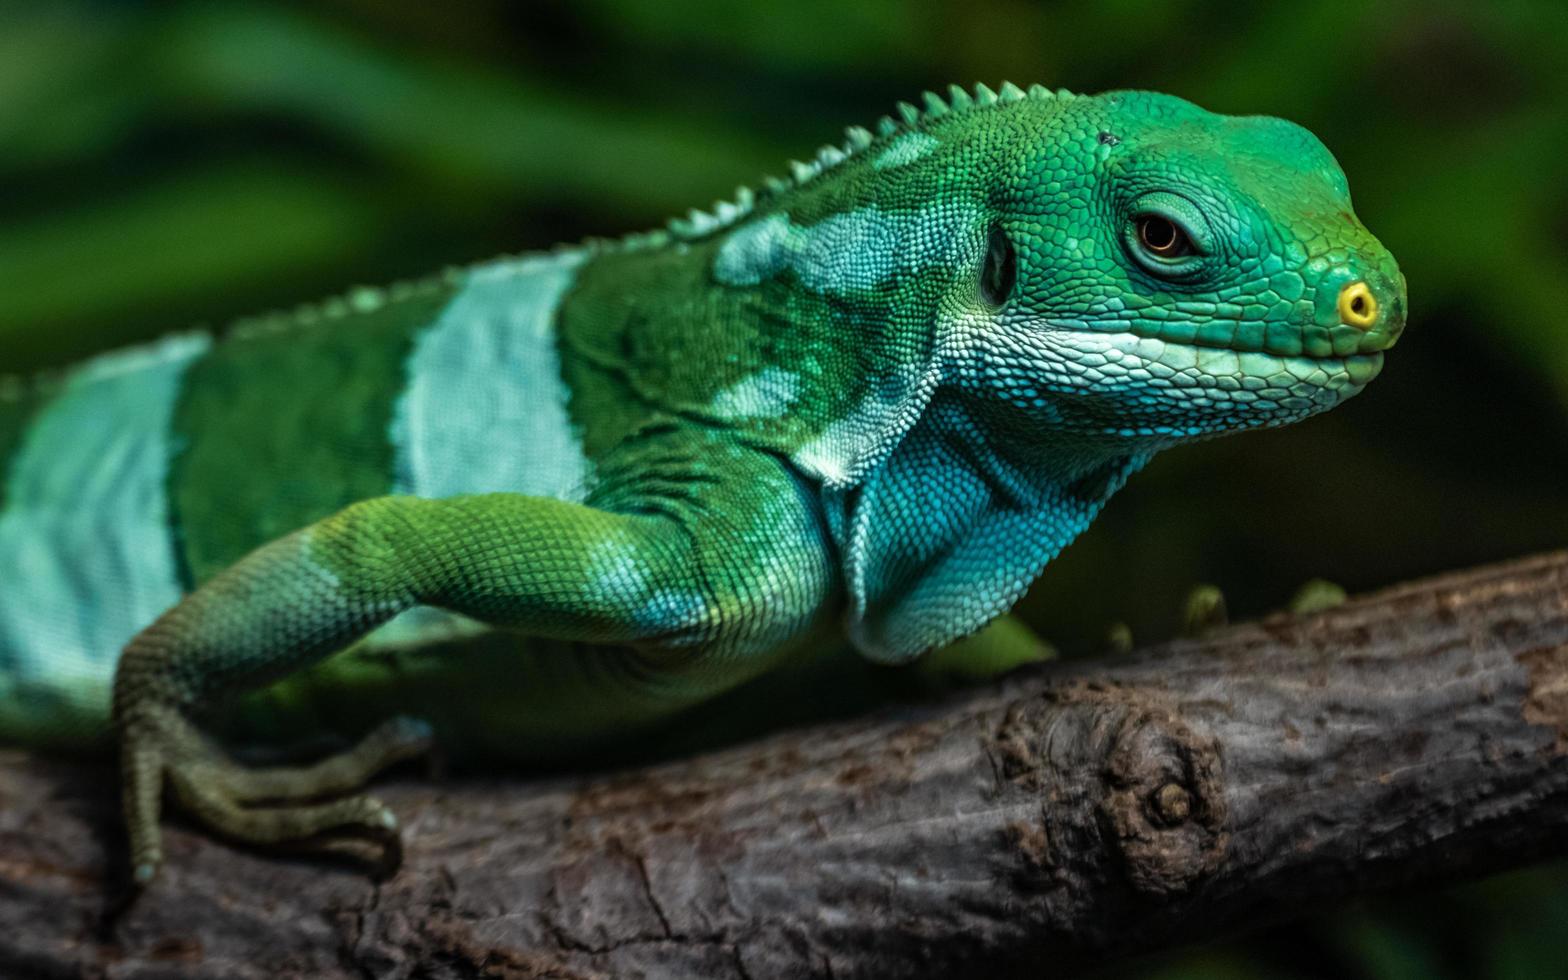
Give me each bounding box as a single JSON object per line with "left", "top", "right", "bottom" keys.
{"left": 101, "top": 242, "right": 585, "bottom": 362}
{"left": 226, "top": 240, "right": 595, "bottom": 341}
{"left": 645, "top": 81, "right": 1072, "bottom": 248}
{"left": 0, "top": 82, "right": 1076, "bottom": 384}
{"left": 227, "top": 270, "right": 457, "bottom": 341}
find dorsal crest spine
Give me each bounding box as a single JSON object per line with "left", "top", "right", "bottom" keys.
{"left": 0, "top": 80, "right": 1068, "bottom": 388}
{"left": 653, "top": 81, "right": 1056, "bottom": 246}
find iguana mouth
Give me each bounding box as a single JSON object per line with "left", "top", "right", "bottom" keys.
{"left": 1059, "top": 312, "right": 1399, "bottom": 361}
{"left": 1145, "top": 331, "right": 1395, "bottom": 362}
{"left": 1045, "top": 328, "right": 1386, "bottom": 395}
{"left": 1118, "top": 276, "right": 1406, "bottom": 359}
{"left": 1148, "top": 341, "right": 1386, "bottom": 389}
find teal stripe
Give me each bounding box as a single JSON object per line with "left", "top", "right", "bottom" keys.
{"left": 390, "top": 251, "right": 591, "bottom": 502}
{"left": 0, "top": 334, "right": 210, "bottom": 741}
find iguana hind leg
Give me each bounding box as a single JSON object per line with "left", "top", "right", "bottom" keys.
{"left": 114, "top": 438, "right": 830, "bottom": 884}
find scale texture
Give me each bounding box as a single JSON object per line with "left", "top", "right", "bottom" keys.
{"left": 0, "top": 84, "right": 1405, "bottom": 882}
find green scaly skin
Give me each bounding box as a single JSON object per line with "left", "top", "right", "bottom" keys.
{"left": 0, "top": 84, "right": 1405, "bottom": 885}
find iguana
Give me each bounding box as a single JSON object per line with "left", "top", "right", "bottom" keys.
{"left": 0, "top": 84, "right": 1405, "bottom": 885}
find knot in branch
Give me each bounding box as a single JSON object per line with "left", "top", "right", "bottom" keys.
{"left": 990, "top": 682, "right": 1229, "bottom": 900}
{"left": 1101, "top": 703, "right": 1228, "bottom": 897}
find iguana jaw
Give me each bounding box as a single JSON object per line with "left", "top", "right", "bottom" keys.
{"left": 1010, "top": 329, "right": 1385, "bottom": 441}
{"left": 1031, "top": 266, "right": 1405, "bottom": 362}
{"left": 1073, "top": 297, "right": 1403, "bottom": 361}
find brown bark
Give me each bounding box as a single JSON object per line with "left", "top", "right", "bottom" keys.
{"left": 2, "top": 551, "right": 1567, "bottom": 980}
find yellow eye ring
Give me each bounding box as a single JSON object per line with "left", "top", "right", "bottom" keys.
{"left": 1338, "top": 281, "right": 1379, "bottom": 329}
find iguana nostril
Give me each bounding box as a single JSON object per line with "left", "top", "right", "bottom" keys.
{"left": 1338, "top": 281, "right": 1378, "bottom": 330}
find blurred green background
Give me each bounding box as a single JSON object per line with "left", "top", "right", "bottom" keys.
{"left": 1, "top": 0, "right": 1564, "bottom": 975}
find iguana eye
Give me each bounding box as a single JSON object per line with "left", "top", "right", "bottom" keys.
{"left": 981, "top": 226, "right": 1016, "bottom": 306}
{"left": 1136, "top": 215, "right": 1193, "bottom": 258}
{"left": 1122, "top": 195, "right": 1211, "bottom": 280}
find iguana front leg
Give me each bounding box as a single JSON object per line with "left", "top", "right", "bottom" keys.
{"left": 113, "top": 438, "right": 832, "bottom": 884}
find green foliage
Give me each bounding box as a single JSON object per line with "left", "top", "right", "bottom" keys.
{"left": 1, "top": 0, "right": 1564, "bottom": 974}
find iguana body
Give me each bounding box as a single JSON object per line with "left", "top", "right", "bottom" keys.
{"left": 0, "top": 84, "right": 1405, "bottom": 883}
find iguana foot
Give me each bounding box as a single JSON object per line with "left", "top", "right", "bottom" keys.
{"left": 912, "top": 614, "right": 1057, "bottom": 687}
{"left": 1097, "top": 583, "right": 1226, "bottom": 654}
{"left": 120, "top": 707, "right": 431, "bottom": 885}
{"left": 1181, "top": 583, "right": 1228, "bottom": 636}
{"left": 1102, "top": 621, "right": 1135, "bottom": 654}
{"left": 1288, "top": 578, "right": 1348, "bottom": 615}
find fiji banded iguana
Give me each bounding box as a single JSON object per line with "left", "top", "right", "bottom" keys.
{"left": 0, "top": 83, "right": 1405, "bottom": 885}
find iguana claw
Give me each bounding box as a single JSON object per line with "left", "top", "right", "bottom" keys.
{"left": 120, "top": 707, "right": 431, "bottom": 886}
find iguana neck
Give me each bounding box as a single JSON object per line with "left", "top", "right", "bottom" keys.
{"left": 828, "top": 386, "right": 1151, "bottom": 661}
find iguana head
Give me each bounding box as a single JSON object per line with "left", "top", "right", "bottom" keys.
{"left": 684, "top": 85, "right": 1403, "bottom": 488}
{"left": 965, "top": 88, "right": 1405, "bottom": 444}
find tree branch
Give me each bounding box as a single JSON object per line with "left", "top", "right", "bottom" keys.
{"left": 3, "top": 552, "right": 1567, "bottom": 979}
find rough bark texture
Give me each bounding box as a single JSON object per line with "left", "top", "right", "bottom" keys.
{"left": 2, "top": 551, "right": 1567, "bottom": 979}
